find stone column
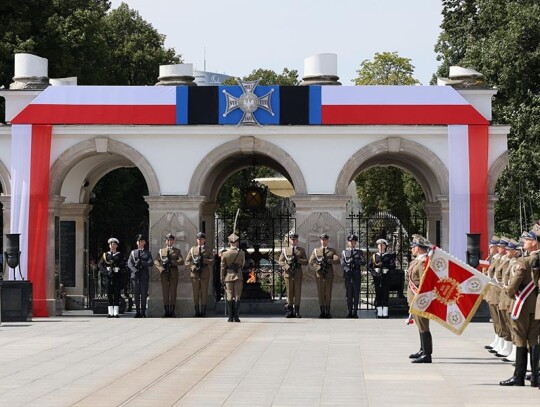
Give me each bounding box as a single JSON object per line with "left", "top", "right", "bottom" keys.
{"left": 58, "top": 203, "right": 92, "bottom": 310}
{"left": 0, "top": 195, "right": 11, "bottom": 247}
{"left": 46, "top": 195, "right": 65, "bottom": 316}
{"left": 437, "top": 196, "right": 449, "bottom": 251}
{"left": 145, "top": 196, "right": 206, "bottom": 317}
{"left": 487, "top": 194, "right": 498, "bottom": 251}
{"left": 290, "top": 195, "right": 351, "bottom": 317}
{"left": 424, "top": 201, "right": 442, "bottom": 246}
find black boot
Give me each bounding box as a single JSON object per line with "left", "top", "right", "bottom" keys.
{"left": 295, "top": 306, "right": 301, "bottom": 318}
{"left": 346, "top": 308, "right": 353, "bottom": 318}
{"left": 194, "top": 304, "right": 200, "bottom": 318}
{"left": 325, "top": 306, "right": 332, "bottom": 319}
{"left": 530, "top": 345, "right": 539, "bottom": 387}
{"left": 234, "top": 300, "right": 241, "bottom": 322}
{"left": 227, "top": 301, "right": 234, "bottom": 322}
{"left": 169, "top": 304, "right": 176, "bottom": 318}
{"left": 500, "top": 347, "right": 527, "bottom": 386}
{"left": 141, "top": 309, "right": 146, "bottom": 318}
{"left": 134, "top": 308, "right": 142, "bottom": 318}
{"left": 286, "top": 306, "right": 294, "bottom": 318}
{"left": 162, "top": 305, "right": 169, "bottom": 318}
{"left": 200, "top": 305, "right": 206, "bottom": 318}
{"left": 412, "top": 332, "right": 432, "bottom": 363}
{"left": 409, "top": 331, "right": 424, "bottom": 359}
{"left": 319, "top": 306, "right": 325, "bottom": 318}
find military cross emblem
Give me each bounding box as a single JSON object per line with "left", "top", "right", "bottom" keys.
{"left": 222, "top": 79, "right": 275, "bottom": 126}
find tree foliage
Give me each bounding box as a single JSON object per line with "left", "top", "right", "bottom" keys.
{"left": 353, "top": 52, "right": 420, "bottom": 85}
{"left": 352, "top": 52, "right": 425, "bottom": 220}
{"left": 222, "top": 68, "right": 299, "bottom": 86}
{"left": 0, "top": 0, "right": 180, "bottom": 121}
{"left": 434, "top": 0, "right": 540, "bottom": 236}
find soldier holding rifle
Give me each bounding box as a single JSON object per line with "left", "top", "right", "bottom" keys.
{"left": 309, "top": 233, "right": 340, "bottom": 319}
{"left": 98, "top": 237, "right": 125, "bottom": 318}
{"left": 154, "top": 233, "right": 184, "bottom": 318}
{"left": 341, "top": 234, "right": 366, "bottom": 318}
{"left": 278, "top": 232, "right": 308, "bottom": 318}
{"left": 185, "top": 232, "right": 214, "bottom": 317}
{"left": 127, "top": 234, "right": 153, "bottom": 318}
{"left": 220, "top": 233, "right": 245, "bottom": 322}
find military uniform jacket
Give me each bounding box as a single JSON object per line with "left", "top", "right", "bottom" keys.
{"left": 221, "top": 247, "right": 245, "bottom": 282}
{"left": 485, "top": 254, "right": 501, "bottom": 303}
{"left": 309, "top": 247, "right": 340, "bottom": 277}
{"left": 278, "top": 246, "right": 308, "bottom": 278}
{"left": 154, "top": 246, "right": 184, "bottom": 273}
{"left": 185, "top": 245, "right": 214, "bottom": 279}
{"left": 506, "top": 251, "right": 538, "bottom": 316}
{"left": 406, "top": 253, "right": 428, "bottom": 304}
{"left": 499, "top": 257, "right": 517, "bottom": 311}
{"left": 368, "top": 251, "right": 396, "bottom": 276}
{"left": 340, "top": 248, "right": 366, "bottom": 276}
{"left": 127, "top": 249, "right": 154, "bottom": 279}
{"left": 490, "top": 255, "right": 509, "bottom": 306}
{"left": 99, "top": 251, "right": 125, "bottom": 276}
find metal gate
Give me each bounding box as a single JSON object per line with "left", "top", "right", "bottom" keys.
{"left": 346, "top": 210, "right": 427, "bottom": 311}
{"left": 214, "top": 203, "right": 295, "bottom": 301}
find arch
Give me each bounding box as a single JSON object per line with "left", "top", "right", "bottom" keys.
{"left": 488, "top": 151, "right": 509, "bottom": 195}
{"left": 188, "top": 136, "right": 307, "bottom": 201}
{"left": 50, "top": 138, "right": 160, "bottom": 198}
{"left": 335, "top": 138, "right": 449, "bottom": 202}
{"left": 0, "top": 159, "right": 10, "bottom": 195}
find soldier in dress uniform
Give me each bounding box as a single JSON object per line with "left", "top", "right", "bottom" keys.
{"left": 500, "top": 226, "right": 540, "bottom": 387}
{"left": 185, "top": 232, "right": 214, "bottom": 317}
{"left": 127, "top": 234, "right": 153, "bottom": 318}
{"left": 369, "top": 238, "right": 396, "bottom": 318}
{"left": 491, "top": 237, "right": 513, "bottom": 357}
{"left": 484, "top": 236, "right": 502, "bottom": 351}
{"left": 154, "top": 233, "right": 184, "bottom": 318}
{"left": 278, "top": 232, "right": 308, "bottom": 318}
{"left": 407, "top": 234, "right": 433, "bottom": 363}
{"left": 309, "top": 233, "right": 340, "bottom": 319}
{"left": 341, "top": 234, "right": 366, "bottom": 318}
{"left": 98, "top": 237, "right": 125, "bottom": 318}
{"left": 221, "top": 233, "right": 245, "bottom": 322}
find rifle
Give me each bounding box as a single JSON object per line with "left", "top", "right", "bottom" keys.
{"left": 161, "top": 248, "right": 172, "bottom": 284}
{"left": 319, "top": 247, "right": 329, "bottom": 278}
{"left": 136, "top": 249, "right": 143, "bottom": 285}
{"left": 194, "top": 247, "right": 204, "bottom": 280}
{"left": 288, "top": 247, "right": 299, "bottom": 277}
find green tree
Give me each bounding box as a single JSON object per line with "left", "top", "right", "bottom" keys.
{"left": 434, "top": 0, "right": 540, "bottom": 236}
{"left": 352, "top": 52, "right": 425, "bottom": 219}
{"left": 353, "top": 52, "right": 420, "bottom": 85}
{"left": 223, "top": 67, "right": 299, "bottom": 86}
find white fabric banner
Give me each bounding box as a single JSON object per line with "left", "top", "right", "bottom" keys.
{"left": 448, "top": 125, "right": 470, "bottom": 261}
{"left": 9, "top": 124, "right": 32, "bottom": 280}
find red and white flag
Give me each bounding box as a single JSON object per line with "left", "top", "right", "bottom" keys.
{"left": 409, "top": 246, "right": 491, "bottom": 335}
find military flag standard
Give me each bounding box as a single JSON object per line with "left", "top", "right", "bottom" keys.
{"left": 410, "top": 246, "right": 491, "bottom": 335}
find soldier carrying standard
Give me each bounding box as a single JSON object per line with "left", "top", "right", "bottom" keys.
{"left": 278, "top": 232, "right": 308, "bottom": 318}
{"left": 154, "top": 233, "right": 184, "bottom": 318}
{"left": 309, "top": 233, "right": 340, "bottom": 319}
{"left": 341, "top": 234, "right": 366, "bottom": 318}
{"left": 220, "top": 233, "right": 245, "bottom": 322}
{"left": 185, "top": 232, "right": 214, "bottom": 317}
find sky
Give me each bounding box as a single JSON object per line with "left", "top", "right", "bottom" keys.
{"left": 109, "top": 0, "right": 443, "bottom": 85}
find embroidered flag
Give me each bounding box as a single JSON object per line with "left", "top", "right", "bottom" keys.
{"left": 410, "top": 246, "right": 491, "bottom": 335}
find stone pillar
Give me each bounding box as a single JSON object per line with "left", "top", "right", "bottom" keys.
{"left": 47, "top": 195, "right": 65, "bottom": 316}
{"left": 0, "top": 195, "right": 11, "bottom": 247}
{"left": 437, "top": 196, "right": 449, "bottom": 251}
{"left": 424, "top": 201, "right": 442, "bottom": 247}
{"left": 290, "top": 195, "right": 351, "bottom": 317}
{"left": 487, "top": 194, "right": 498, "bottom": 252}
{"left": 145, "top": 196, "right": 206, "bottom": 317}
{"left": 58, "top": 203, "right": 92, "bottom": 310}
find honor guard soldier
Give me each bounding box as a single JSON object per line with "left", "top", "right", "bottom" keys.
{"left": 154, "top": 233, "right": 184, "bottom": 318}
{"left": 484, "top": 235, "right": 502, "bottom": 351}
{"left": 369, "top": 238, "right": 396, "bottom": 318}
{"left": 341, "top": 234, "right": 366, "bottom": 318}
{"left": 309, "top": 233, "right": 340, "bottom": 319}
{"left": 127, "top": 234, "right": 153, "bottom": 318}
{"left": 500, "top": 225, "right": 540, "bottom": 387}
{"left": 407, "top": 234, "right": 433, "bottom": 363}
{"left": 278, "top": 232, "right": 308, "bottom": 318}
{"left": 221, "top": 233, "right": 245, "bottom": 322}
{"left": 98, "top": 237, "right": 125, "bottom": 318}
{"left": 185, "top": 232, "right": 214, "bottom": 317}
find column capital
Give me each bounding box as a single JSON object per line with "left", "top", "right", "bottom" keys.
{"left": 60, "top": 203, "right": 93, "bottom": 217}
{"left": 0, "top": 194, "right": 11, "bottom": 209}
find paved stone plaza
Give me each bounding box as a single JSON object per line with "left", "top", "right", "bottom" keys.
{"left": 0, "top": 312, "right": 538, "bottom": 406}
